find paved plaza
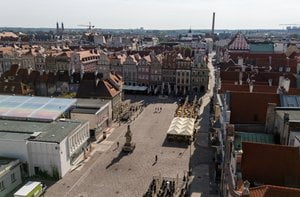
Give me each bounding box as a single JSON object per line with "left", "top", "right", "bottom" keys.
{"left": 45, "top": 97, "right": 192, "bottom": 197}
{"left": 45, "top": 59, "right": 217, "bottom": 197}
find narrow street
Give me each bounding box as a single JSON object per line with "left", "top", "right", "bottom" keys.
{"left": 189, "top": 56, "right": 218, "bottom": 197}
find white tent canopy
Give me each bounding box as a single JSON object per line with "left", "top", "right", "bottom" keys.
{"left": 167, "top": 117, "right": 195, "bottom": 137}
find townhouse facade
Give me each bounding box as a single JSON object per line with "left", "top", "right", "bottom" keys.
{"left": 0, "top": 44, "right": 209, "bottom": 96}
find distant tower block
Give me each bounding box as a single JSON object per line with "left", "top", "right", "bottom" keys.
{"left": 211, "top": 12, "right": 216, "bottom": 36}
{"left": 61, "top": 22, "right": 64, "bottom": 32}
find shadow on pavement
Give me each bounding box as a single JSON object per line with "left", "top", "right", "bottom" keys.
{"left": 161, "top": 138, "right": 189, "bottom": 149}
{"left": 188, "top": 103, "right": 219, "bottom": 196}
{"left": 105, "top": 151, "right": 129, "bottom": 169}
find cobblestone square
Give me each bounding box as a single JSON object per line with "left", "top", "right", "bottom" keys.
{"left": 46, "top": 97, "right": 192, "bottom": 197}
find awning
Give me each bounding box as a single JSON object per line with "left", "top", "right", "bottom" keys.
{"left": 167, "top": 117, "right": 195, "bottom": 136}
{"left": 123, "top": 85, "right": 148, "bottom": 91}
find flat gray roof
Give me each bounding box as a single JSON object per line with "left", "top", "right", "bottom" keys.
{"left": 0, "top": 157, "right": 18, "bottom": 167}
{"left": 75, "top": 99, "right": 110, "bottom": 109}
{"left": 0, "top": 95, "right": 76, "bottom": 121}
{"left": 71, "top": 108, "right": 100, "bottom": 114}
{"left": 277, "top": 109, "right": 300, "bottom": 121}
{"left": 0, "top": 157, "right": 19, "bottom": 175}
{"left": 0, "top": 119, "right": 87, "bottom": 143}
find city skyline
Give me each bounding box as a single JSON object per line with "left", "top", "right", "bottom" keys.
{"left": 0, "top": 0, "right": 299, "bottom": 30}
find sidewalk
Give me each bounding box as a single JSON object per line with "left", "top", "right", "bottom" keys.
{"left": 189, "top": 56, "right": 219, "bottom": 197}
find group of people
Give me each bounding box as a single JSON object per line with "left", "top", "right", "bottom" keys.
{"left": 144, "top": 178, "right": 182, "bottom": 197}
{"left": 154, "top": 107, "right": 163, "bottom": 113}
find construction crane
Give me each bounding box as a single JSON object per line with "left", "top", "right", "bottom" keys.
{"left": 279, "top": 24, "right": 300, "bottom": 26}
{"left": 78, "top": 22, "right": 95, "bottom": 32}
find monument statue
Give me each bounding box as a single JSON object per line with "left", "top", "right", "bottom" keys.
{"left": 122, "top": 124, "right": 135, "bottom": 152}
{"left": 125, "top": 125, "right": 132, "bottom": 145}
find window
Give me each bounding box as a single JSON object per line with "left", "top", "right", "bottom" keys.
{"left": 34, "top": 167, "right": 40, "bottom": 175}
{"left": 0, "top": 181, "right": 5, "bottom": 191}
{"left": 11, "top": 173, "right": 16, "bottom": 183}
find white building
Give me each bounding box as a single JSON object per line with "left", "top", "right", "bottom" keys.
{"left": 0, "top": 119, "right": 89, "bottom": 178}
{"left": 0, "top": 95, "right": 90, "bottom": 178}
{"left": 71, "top": 99, "right": 112, "bottom": 140}
{"left": 0, "top": 157, "right": 22, "bottom": 197}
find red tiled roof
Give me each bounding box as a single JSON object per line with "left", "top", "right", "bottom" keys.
{"left": 228, "top": 33, "right": 250, "bottom": 51}
{"left": 220, "top": 71, "right": 297, "bottom": 88}
{"left": 109, "top": 72, "right": 122, "bottom": 85}
{"left": 241, "top": 142, "right": 300, "bottom": 188}
{"left": 248, "top": 185, "right": 300, "bottom": 197}
{"left": 0, "top": 82, "right": 33, "bottom": 95}
{"left": 77, "top": 79, "right": 120, "bottom": 99}
{"left": 229, "top": 92, "right": 280, "bottom": 124}
{"left": 220, "top": 83, "right": 300, "bottom": 95}
{"left": 100, "top": 80, "right": 118, "bottom": 97}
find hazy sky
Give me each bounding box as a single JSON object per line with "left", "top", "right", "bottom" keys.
{"left": 0, "top": 0, "right": 299, "bottom": 29}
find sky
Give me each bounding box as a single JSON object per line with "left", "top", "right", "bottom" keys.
{"left": 0, "top": 0, "right": 299, "bottom": 30}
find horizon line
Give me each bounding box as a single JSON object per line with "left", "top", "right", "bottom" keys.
{"left": 0, "top": 26, "right": 287, "bottom": 31}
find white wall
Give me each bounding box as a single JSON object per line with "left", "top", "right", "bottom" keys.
{"left": 71, "top": 105, "right": 111, "bottom": 131}
{"left": 59, "top": 138, "right": 71, "bottom": 177}
{"left": 71, "top": 113, "right": 97, "bottom": 130}
{"left": 27, "top": 141, "right": 61, "bottom": 177}
{"left": 0, "top": 162, "right": 22, "bottom": 197}
{"left": 0, "top": 139, "right": 29, "bottom": 163}
{"left": 274, "top": 43, "right": 284, "bottom": 53}
{"left": 289, "top": 131, "right": 300, "bottom": 146}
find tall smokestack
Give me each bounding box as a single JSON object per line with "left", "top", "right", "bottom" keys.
{"left": 61, "top": 22, "right": 64, "bottom": 32}
{"left": 211, "top": 12, "right": 215, "bottom": 36}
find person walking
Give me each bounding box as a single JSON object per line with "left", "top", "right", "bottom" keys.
{"left": 155, "top": 155, "right": 158, "bottom": 162}
{"left": 117, "top": 141, "right": 119, "bottom": 148}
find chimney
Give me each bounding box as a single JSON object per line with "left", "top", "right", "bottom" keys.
{"left": 297, "top": 63, "right": 300, "bottom": 75}
{"left": 238, "top": 57, "right": 244, "bottom": 66}
{"left": 284, "top": 113, "right": 290, "bottom": 123}
{"left": 265, "top": 103, "right": 277, "bottom": 133}
{"left": 211, "top": 12, "right": 216, "bottom": 36}
{"left": 278, "top": 76, "right": 284, "bottom": 87}
{"left": 239, "top": 72, "right": 243, "bottom": 85}
{"left": 242, "top": 181, "right": 250, "bottom": 196}
{"left": 283, "top": 78, "right": 290, "bottom": 92}
{"left": 227, "top": 124, "right": 235, "bottom": 136}
{"left": 268, "top": 79, "right": 272, "bottom": 86}
{"left": 249, "top": 81, "right": 253, "bottom": 93}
